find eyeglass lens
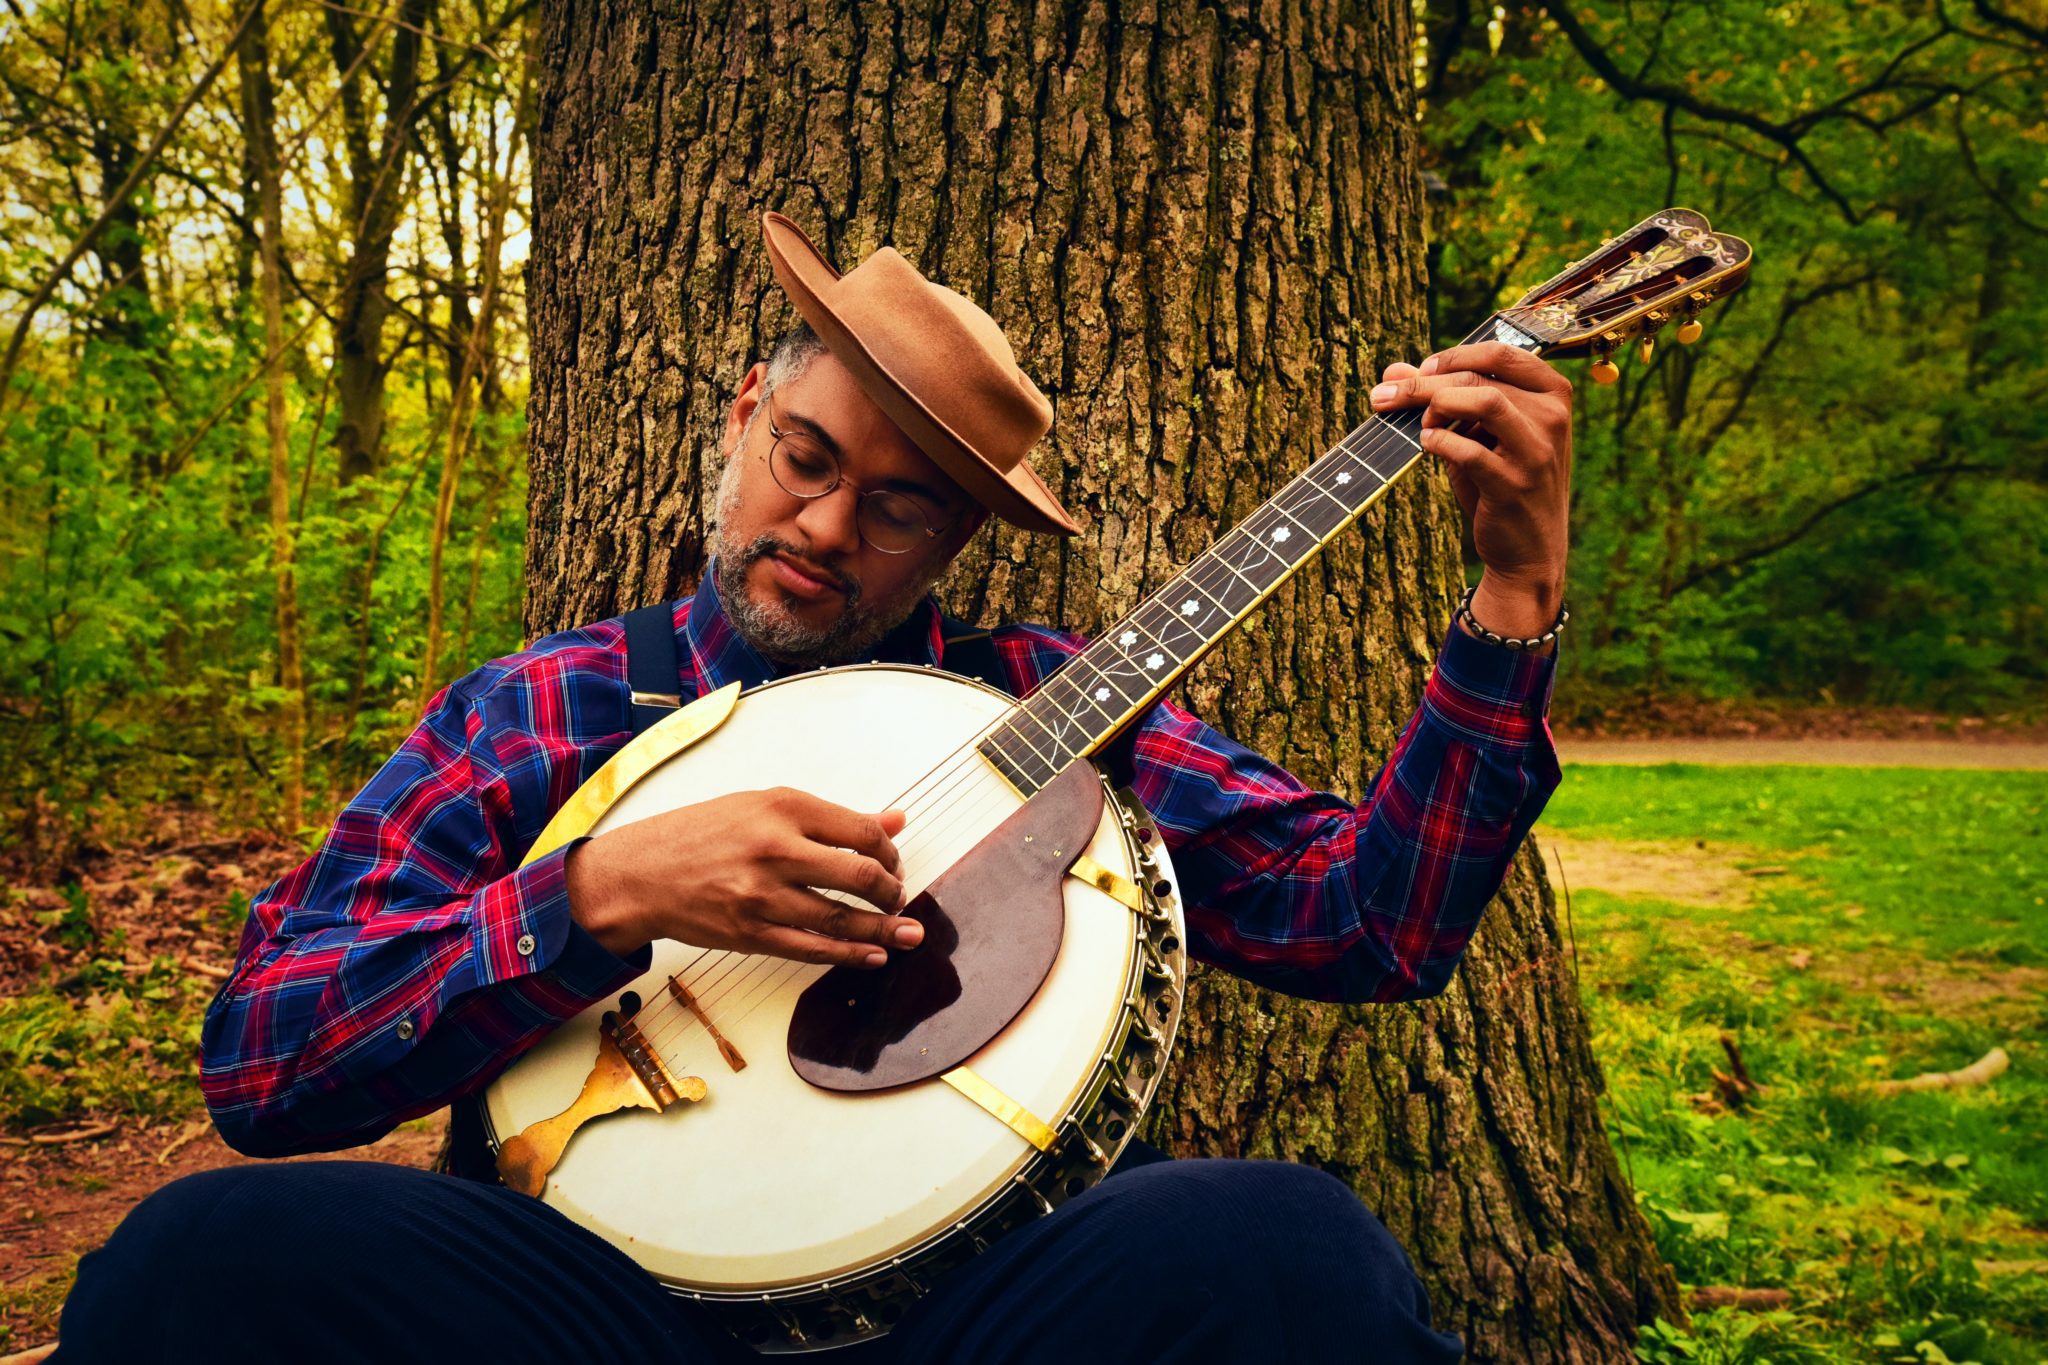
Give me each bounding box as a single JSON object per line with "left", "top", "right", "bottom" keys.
{"left": 768, "top": 432, "right": 935, "bottom": 554}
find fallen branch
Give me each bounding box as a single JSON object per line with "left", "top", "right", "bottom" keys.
{"left": 1710, "top": 1033, "right": 1765, "bottom": 1111}
{"left": 1690, "top": 1286, "right": 1792, "bottom": 1312}
{"left": 1871, "top": 1046, "right": 2009, "bottom": 1096}
{"left": 155, "top": 1118, "right": 211, "bottom": 1167}
{"left": 183, "top": 956, "right": 232, "bottom": 980}
{"left": 29, "top": 1120, "right": 116, "bottom": 1145}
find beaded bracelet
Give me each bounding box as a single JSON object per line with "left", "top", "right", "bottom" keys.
{"left": 1456, "top": 584, "right": 1569, "bottom": 653}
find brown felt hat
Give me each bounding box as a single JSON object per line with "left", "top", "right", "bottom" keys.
{"left": 761, "top": 211, "right": 1079, "bottom": 536}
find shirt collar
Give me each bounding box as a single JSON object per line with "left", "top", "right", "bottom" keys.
{"left": 684, "top": 561, "right": 946, "bottom": 693}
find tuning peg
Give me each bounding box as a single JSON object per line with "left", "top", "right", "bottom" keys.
{"left": 1638, "top": 334, "right": 1657, "bottom": 363}
{"left": 1590, "top": 352, "right": 1621, "bottom": 384}
{"left": 1676, "top": 316, "right": 1704, "bottom": 344}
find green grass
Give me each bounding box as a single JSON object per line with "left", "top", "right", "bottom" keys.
{"left": 1541, "top": 765, "right": 2048, "bottom": 1362}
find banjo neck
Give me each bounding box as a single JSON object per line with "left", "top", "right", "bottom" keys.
{"left": 976, "top": 313, "right": 1538, "bottom": 797}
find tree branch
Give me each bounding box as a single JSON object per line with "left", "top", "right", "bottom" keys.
{"left": 1670, "top": 461, "right": 2002, "bottom": 598}
{"left": 0, "top": 0, "right": 264, "bottom": 413}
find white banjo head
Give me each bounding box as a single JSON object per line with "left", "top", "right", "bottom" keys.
{"left": 482, "top": 665, "right": 1162, "bottom": 1293}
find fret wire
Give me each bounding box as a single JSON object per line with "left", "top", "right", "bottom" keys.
{"left": 1205, "top": 546, "right": 1264, "bottom": 595}
{"left": 1129, "top": 595, "right": 1211, "bottom": 666}
{"left": 1179, "top": 559, "right": 1259, "bottom": 636}
{"left": 1338, "top": 413, "right": 1418, "bottom": 460}
{"left": 1080, "top": 630, "right": 1173, "bottom": 701}
{"left": 1161, "top": 568, "right": 1234, "bottom": 628}
{"left": 1182, "top": 558, "right": 1257, "bottom": 624}
{"left": 1342, "top": 426, "right": 1422, "bottom": 481}
{"left": 1041, "top": 656, "right": 1134, "bottom": 728}
{"left": 991, "top": 708, "right": 1064, "bottom": 771}
{"left": 979, "top": 724, "right": 1055, "bottom": 785}
{"left": 1312, "top": 445, "right": 1386, "bottom": 500}
{"left": 1020, "top": 685, "right": 1097, "bottom": 759}
{"left": 1007, "top": 702, "right": 1075, "bottom": 765}
{"left": 1112, "top": 608, "right": 1184, "bottom": 674}
{"left": 1222, "top": 507, "right": 1300, "bottom": 575}
{"left": 1261, "top": 480, "right": 1343, "bottom": 532}
{"left": 1283, "top": 464, "right": 1356, "bottom": 518}
{"left": 1335, "top": 422, "right": 1404, "bottom": 469}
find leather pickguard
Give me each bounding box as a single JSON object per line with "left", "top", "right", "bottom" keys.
{"left": 787, "top": 763, "right": 1103, "bottom": 1092}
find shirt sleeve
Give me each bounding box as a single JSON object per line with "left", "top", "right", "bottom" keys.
{"left": 198, "top": 660, "right": 652, "bottom": 1157}
{"left": 997, "top": 619, "right": 1561, "bottom": 1004}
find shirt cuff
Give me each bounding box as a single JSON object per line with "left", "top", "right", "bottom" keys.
{"left": 470, "top": 836, "right": 651, "bottom": 995}
{"left": 1423, "top": 617, "right": 1559, "bottom": 752}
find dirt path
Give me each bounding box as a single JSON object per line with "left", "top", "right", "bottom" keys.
{"left": 1557, "top": 737, "right": 2048, "bottom": 769}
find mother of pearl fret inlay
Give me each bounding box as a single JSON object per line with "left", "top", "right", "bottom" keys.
{"left": 1271, "top": 526, "right": 1291, "bottom": 542}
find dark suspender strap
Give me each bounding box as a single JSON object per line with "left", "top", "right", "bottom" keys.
{"left": 940, "top": 616, "right": 1013, "bottom": 697}
{"left": 449, "top": 599, "right": 681, "bottom": 1183}
{"left": 624, "top": 602, "right": 683, "bottom": 737}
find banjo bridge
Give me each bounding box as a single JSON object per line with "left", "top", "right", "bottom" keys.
{"left": 496, "top": 1012, "right": 707, "bottom": 1197}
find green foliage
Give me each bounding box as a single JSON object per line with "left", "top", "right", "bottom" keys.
{"left": 1419, "top": 1, "right": 2048, "bottom": 717}
{"left": 0, "top": 977, "right": 205, "bottom": 1131}
{"left": 0, "top": 0, "right": 532, "bottom": 852}
{"left": 0, "top": 310, "right": 529, "bottom": 839}
{"left": 1545, "top": 765, "right": 2048, "bottom": 1359}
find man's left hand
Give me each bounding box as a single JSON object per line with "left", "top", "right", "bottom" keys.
{"left": 1371, "top": 342, "right": 1572, "bottom": 643}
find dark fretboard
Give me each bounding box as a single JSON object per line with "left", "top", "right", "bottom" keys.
{"left": 976, "top": 313, "right": 1543, "bottom": 797}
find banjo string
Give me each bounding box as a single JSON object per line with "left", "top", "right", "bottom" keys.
{"left": 623, "top": 637, "right": 1093, "bottom": 1052}
{"left": 627, "top": 412, "right": 1423, "bottom": 1062}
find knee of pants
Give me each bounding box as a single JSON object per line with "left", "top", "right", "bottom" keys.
{"left": 64, "top": 1162, "right": 469, "bottom": 1333}
{"left": 1095, "top": 1159, "right": 1433, "bottom": 1324}
{"left": 59, "top": 1166, "right": 273, "bottom": 1352}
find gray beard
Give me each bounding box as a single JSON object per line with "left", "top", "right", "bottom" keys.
{"left": 711, "top": 440, "right": 946, "bottom": 669}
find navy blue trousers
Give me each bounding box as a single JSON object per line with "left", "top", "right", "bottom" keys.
{"left": 53, "top": 1144, "right": 1461, "bottom": 1363}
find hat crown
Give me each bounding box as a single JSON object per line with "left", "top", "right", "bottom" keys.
{"left": 823, "top": 248, "right": 1051, "bottom": 475}
{"left": 760, "top": 211, "right": 1078, "bottom": 536}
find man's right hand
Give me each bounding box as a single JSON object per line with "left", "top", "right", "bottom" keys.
{"left": 563, "top": 787, "right": 923, "bottom": 967}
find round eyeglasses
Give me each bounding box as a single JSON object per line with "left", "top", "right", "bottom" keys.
{"left": 764, "top": 399, "right": 955, "bottom": 555}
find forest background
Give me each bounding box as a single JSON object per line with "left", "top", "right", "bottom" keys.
{"left": 0, "top": 1, "right": 2045, "bottom": 1360}
{"left": 1, "top": 0, "right": 2041, "bottom": 851}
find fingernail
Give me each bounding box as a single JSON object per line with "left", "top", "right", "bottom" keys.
{"left": 894, "top": 922, "right": 923, "bottom": 947}
{"left": 1420, "top": 355, "right": 1440, "bottom": 375}
{"left": 864, "top": 950, "right": 888, "bottom": 967}
{"left": 1370, "top": 383, "right": 1397, "bottom": 406}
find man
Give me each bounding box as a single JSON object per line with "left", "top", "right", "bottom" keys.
{"left": 52, "top": 213, "right": 1569, "bottom": 1363}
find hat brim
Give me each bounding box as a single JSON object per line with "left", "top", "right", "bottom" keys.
{"left": 762, "top": 212, "right": 1080, "bottom": 537}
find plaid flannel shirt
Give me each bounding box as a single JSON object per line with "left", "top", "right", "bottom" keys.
{"left": 200, "top": 568, "right": 1560, "bottom": 1156}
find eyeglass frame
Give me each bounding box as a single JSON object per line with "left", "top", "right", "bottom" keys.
{"left": 761, "top": 394, "right": 960, "bottom": 554}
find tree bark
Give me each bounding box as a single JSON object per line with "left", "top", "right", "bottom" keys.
{"left": 525, "top": 0, "right": 1679, "bottom": 1356}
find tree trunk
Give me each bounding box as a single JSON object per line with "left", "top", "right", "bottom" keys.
{"left": 524, "top": 1, "right": 1679, "bottom": 1356}
{"left": 324, "top": 0, "right": 434, "bottom": 485}
{"left": 238, "top": 0, "right": 305, "bottom": 835}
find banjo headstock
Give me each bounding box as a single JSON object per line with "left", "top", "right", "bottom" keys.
{"left": 1491, "top": 208, "right": 1754, "bottom": 381}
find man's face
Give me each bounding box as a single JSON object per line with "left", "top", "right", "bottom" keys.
{"left": 713, "top": 350, "right": 985, "bottom": 667}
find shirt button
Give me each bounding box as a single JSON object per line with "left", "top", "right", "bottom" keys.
{"left": 396, "top": 1019, "right": 415, "bottom": 1041}
{"left": 516, "top": 933, "right": 537, "bottom": 957}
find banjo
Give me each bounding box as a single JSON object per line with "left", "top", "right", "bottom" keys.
{"left": 481, "top": 210, "right": 1751, "bottom": 1353}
